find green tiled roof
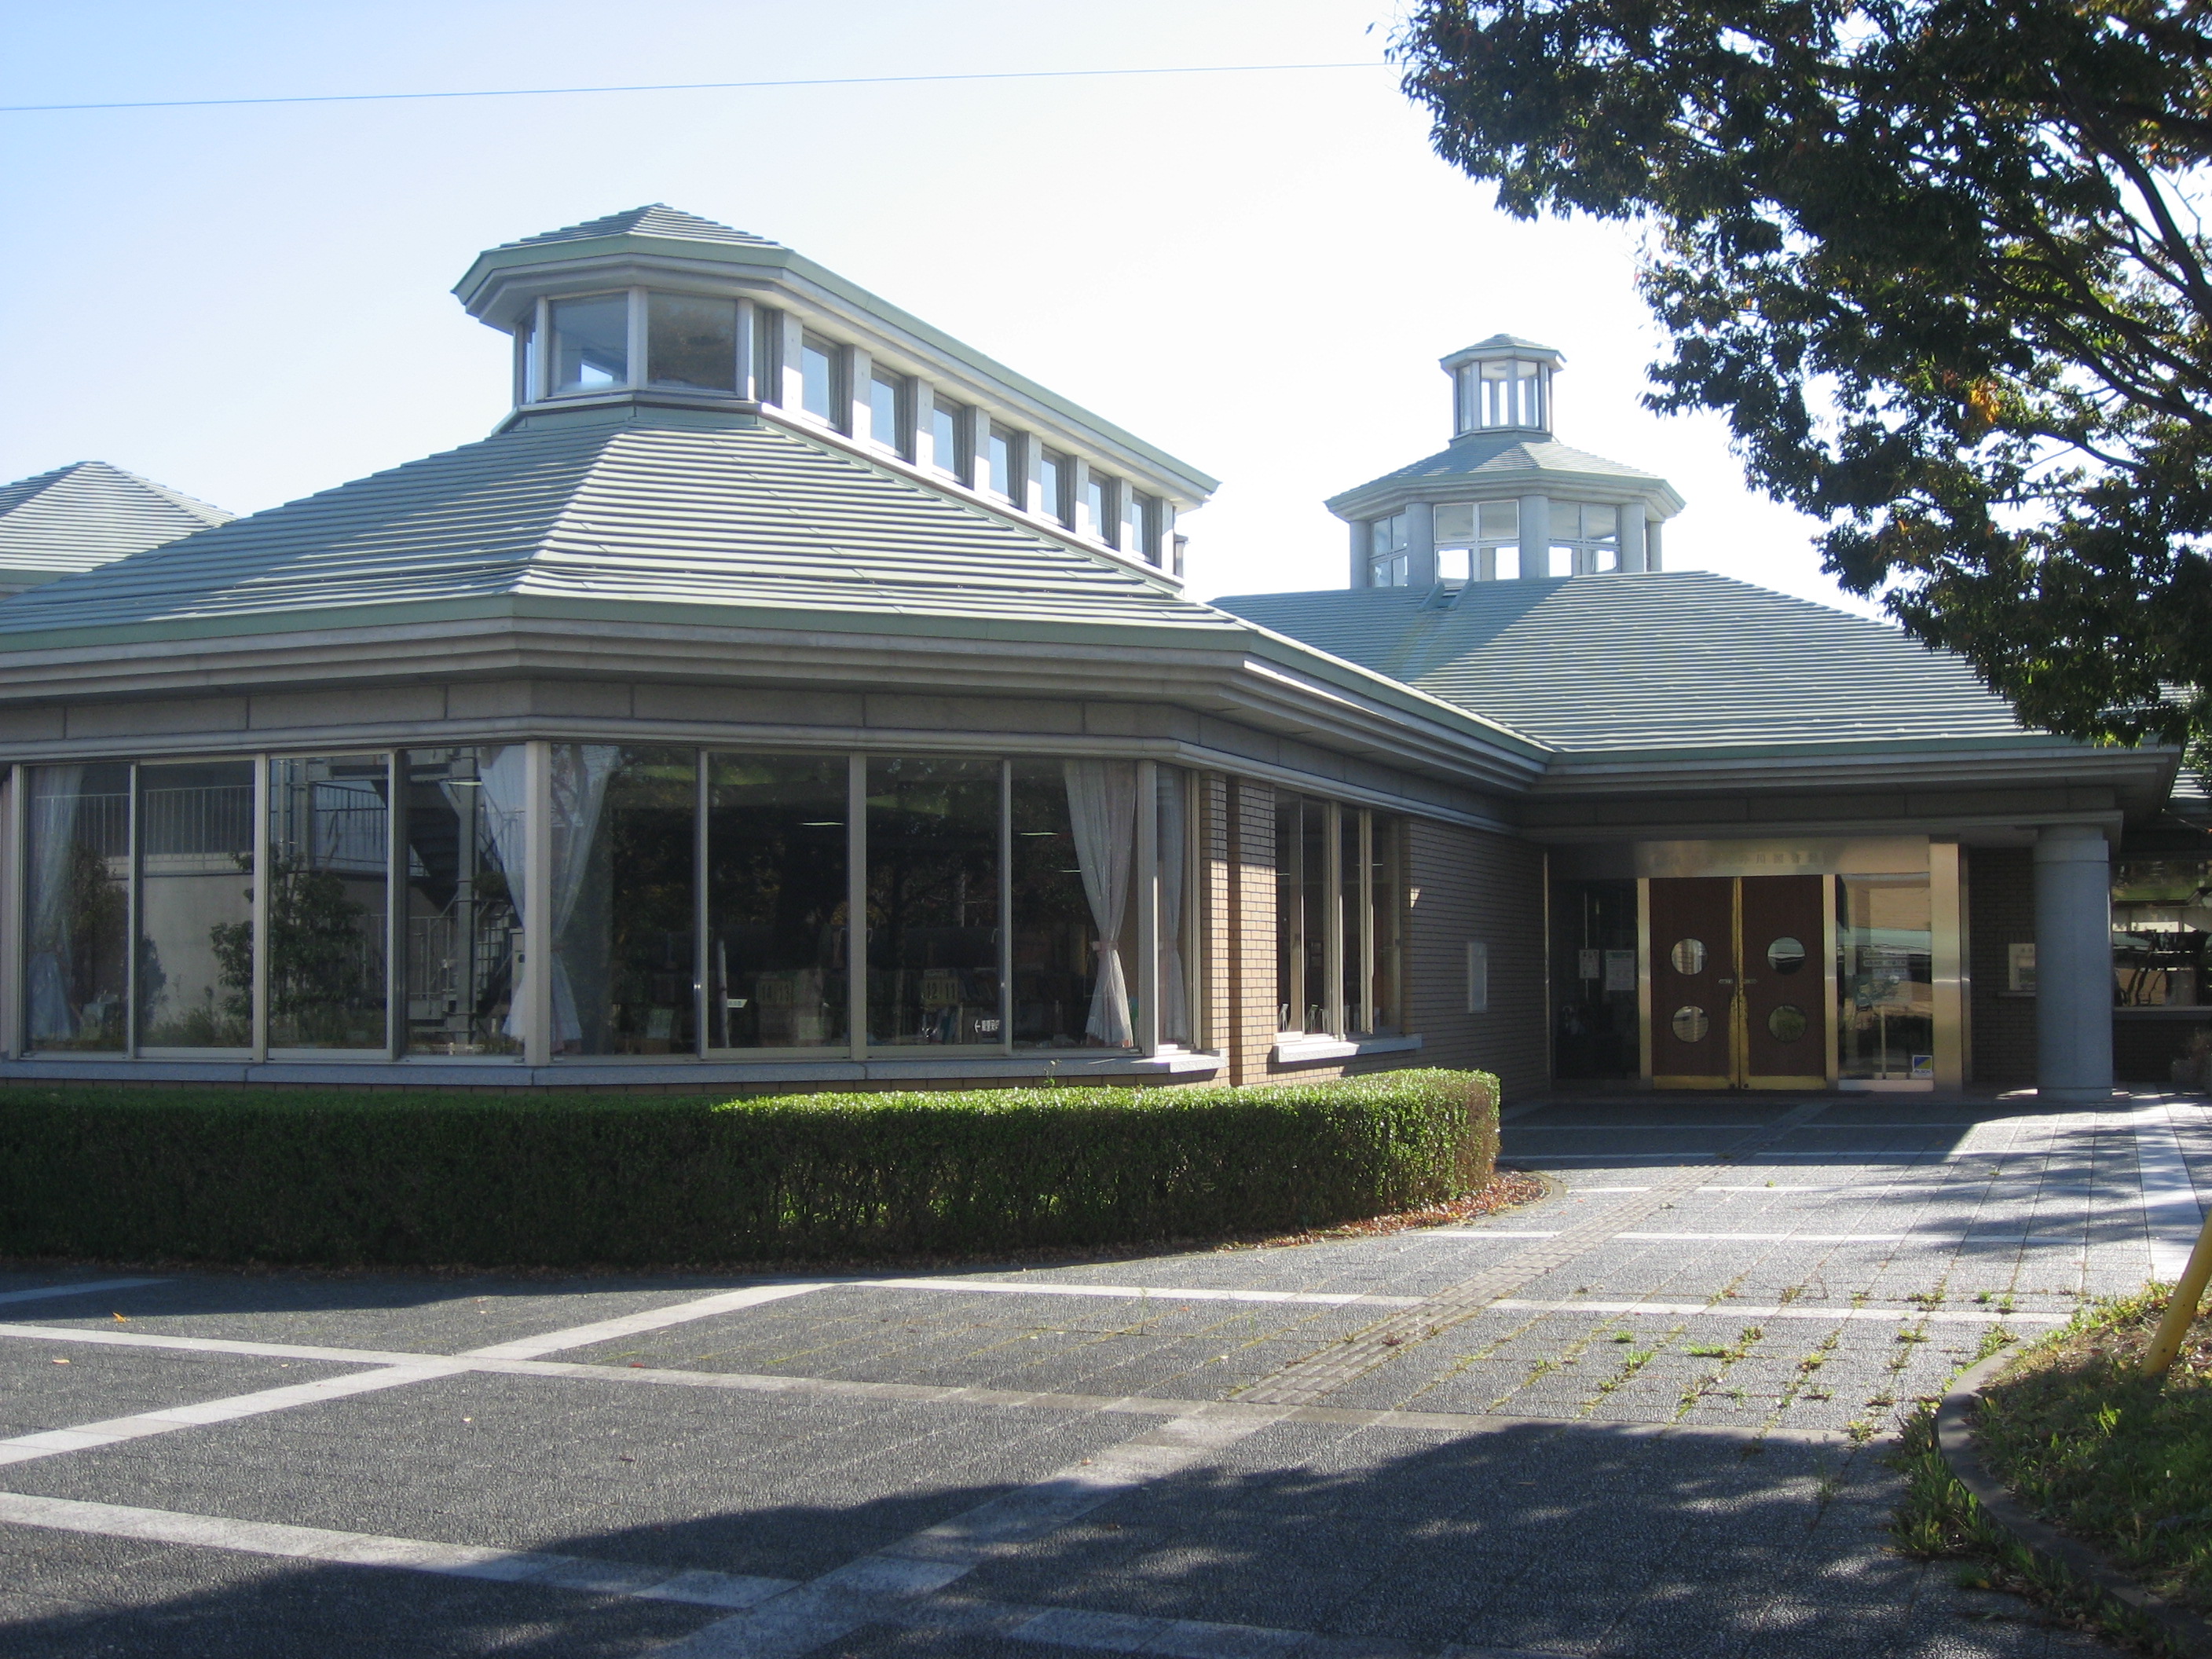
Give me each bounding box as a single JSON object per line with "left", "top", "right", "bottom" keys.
{"left": 1325, "top": 431, "right": 1670, "bottom": 515}
{"left": 1214, "top": 574, "right": 2071, "bottom": 756}
{"left": 0, "top": 411, "right": 1241, "bottom": 650}
{"left": 0, "top": 461, "right": 232, "bottom": 576}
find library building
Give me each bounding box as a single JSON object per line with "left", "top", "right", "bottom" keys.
{"left": 0, "top": 205, "right": 2194, "bottom": 1102}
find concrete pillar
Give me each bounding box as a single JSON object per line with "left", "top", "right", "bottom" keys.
{"left": 778, "top": 312, "right": 807, "bottom": 415}
{"left": 1619, "top": 502, "right": 1648, "bottom": 573}
{"left": 1518, "top": 494, "right": 1550, "bottom": 579}
{"left": 1404, "top": 500, "right": 1437, "bottom": 588}
{"left": 2034, "top": 824, "right": 2115, "bottom": 1102}
{"left": 1349, "top": 519, "right": 1369, "bottom": 588}
{"left": 1647, "top": 518, "right": 1664, "bottom": 571}
{"left": 846, "top": 346, "right": 873, "bottom": 442}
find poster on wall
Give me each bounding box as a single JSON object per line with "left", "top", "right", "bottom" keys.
{"left": 1604, "top": 950, "right": 1637, "bottom": 991}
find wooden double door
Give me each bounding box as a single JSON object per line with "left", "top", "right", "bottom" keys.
{"left": 1650, "top": 875, "right": 1827, "bottom": 1089}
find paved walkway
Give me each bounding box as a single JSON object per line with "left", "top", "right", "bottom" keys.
{"left": 0, "top": 1093, "right": 2206, "bottom": 1657}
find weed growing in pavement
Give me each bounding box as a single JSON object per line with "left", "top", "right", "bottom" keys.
{"left": 1597, "top": 1348, "right": 1656, "bottom": 1395}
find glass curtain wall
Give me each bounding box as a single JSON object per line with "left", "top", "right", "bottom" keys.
{"left": 400, "top": 748, "right": 522, "bottom": 1056}
{"left": 266, "top": 756, "right": 389, "bottom": 1049}
{"left": 548, "top": 746, "right": 697, "bottom": 1057}
{"left": 25, "top": 763, "right": 129, "bottom": 1051}
{"left": 866, "top": 756, "right": 1001, "bottom": 1046}
{"left": 2112, "top": 859, "right": 2212, "bottom": 1005}
{"left": 137, "top": 760, "right": 255, "bottom": 1049}
{"left": 1275, "top": 793, "right": 1404, "bottom": 1038}
{"left": 16, "top": 746, "right": 1199, "bottom": 1062}
{"left": 1838, "top": 874, "right": 1934, "bottom": 1081}
{"left": 707, "top": 754, "right": 849, "bottom": 1049}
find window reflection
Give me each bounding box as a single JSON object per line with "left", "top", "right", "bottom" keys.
{"left": 550, "top": 295, "right": 629, "bottom": 394}
{"left": 646, "top": 293, "right": 738, "bottom": 392}
{"left": 137, "top": 760, "right": 255, "bottom": 1049}
{"left": 401, "top": 748, "right": 522, "bottom": 1056}
{"left": 708, "top": 754, "right": 849, "bottom": 1049}
{"left": 25, "top": 763, "right": 129, "bottom": 1052}
{"left": 1009, "top": 761, "right": 1138, "bottom": 1049}
{"left": 2112, "top": 858, "right": 2212, "bottom": 1005}
{"left": 867, "top": 757, "right": 1000, "bottom": 1046}
{"left": 1838, "top": 873, "right": 1932, "bottom": 1081}
{"left": 548, "top": 746, "right": 696, "bottom": 1057}
{"left": 267, "top": 756, "right": 389, "bottom": 1049}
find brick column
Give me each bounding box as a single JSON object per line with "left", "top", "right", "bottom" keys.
{"left": 1225, "top": 778, "right": 1278, "bottom": 1085}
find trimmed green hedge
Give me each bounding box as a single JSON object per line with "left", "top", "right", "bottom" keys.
{"left": 0, "top": 1069, "right": 1496, "bottom": 1269}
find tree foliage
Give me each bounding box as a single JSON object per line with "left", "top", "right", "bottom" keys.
{"left": 1397, "top": 0, "right": 2212, "bottom": 748}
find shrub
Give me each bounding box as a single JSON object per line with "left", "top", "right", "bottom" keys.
{"left": 0, "top": 1069, "right": 1496, "bottom": 1269}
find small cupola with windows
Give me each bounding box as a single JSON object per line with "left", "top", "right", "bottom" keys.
{"left": 449, "top": 204, "right": 1219, "bottom": 585}
{"left": 1324, "top": 333, "right": 1686, "bottom": 590}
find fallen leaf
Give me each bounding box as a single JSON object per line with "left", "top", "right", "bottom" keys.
{"left": 51, "top": 1357, "right": 68, "bottom": 1364}
{"left": 112, "top": 1313, "right": 128, "bottom": 1323}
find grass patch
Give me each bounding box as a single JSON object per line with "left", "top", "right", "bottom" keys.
{"left": 0, "top": 1069, "right": 1496, "bottom": 1269}
{"left": 1890, "top": 1286, "right": 2212, "bottom": 1652}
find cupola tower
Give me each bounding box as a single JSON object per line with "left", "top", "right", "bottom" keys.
{"left": 1326, "top": 335, "right": 1684, "bottom": 588}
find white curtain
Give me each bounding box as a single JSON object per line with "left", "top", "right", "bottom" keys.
{"left": 1158, "top": 767, "right": 1190, "bottom": 1046}
{"left": 1063, "top": 760, "right": 1137, "bottom": 1047}
{"left": 547, "top": 744, "right": 618, "bottom": 1048}
{"left": 478, "top": 747, "right": 533, "bottom": 1041}
{"left": 26, "top": 767, "right": 83, "bottom": 1043}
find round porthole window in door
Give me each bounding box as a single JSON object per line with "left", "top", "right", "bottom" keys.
{"left": 1671, "top": 1005, "right": 1709, "bottom": 1043}
{"left": 1767, "top": 936, "right": 1807, "bottom": 974}
{"left": 1767, "top": 1005, "right": 1808, "bottom": 1042}
{"left": 1669, "top": 938, "right": 1707, "bottom": 975}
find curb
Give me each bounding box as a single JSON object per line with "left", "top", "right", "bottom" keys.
{"left": 1936, "top": 1347, "right": 2212, "bottom": 1654}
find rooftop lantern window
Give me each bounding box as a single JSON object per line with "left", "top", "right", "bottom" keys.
{"left": 1443, "top": 336, "right": 1565, "bottom": 438}
{"left": 516, "top": 289, "right": 748, "bottom": 404}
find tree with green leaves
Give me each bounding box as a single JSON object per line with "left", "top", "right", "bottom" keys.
{"left": 1397, "top": 0, "right": 2212, "bottom": 751}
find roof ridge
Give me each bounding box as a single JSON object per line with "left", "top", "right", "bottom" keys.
{"left": 504, "top": 204, "right": 782, "bottom": 251}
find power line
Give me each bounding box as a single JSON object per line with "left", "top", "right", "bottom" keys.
{"left": 0, "top": 59, "right": 1392, "bottom": 116}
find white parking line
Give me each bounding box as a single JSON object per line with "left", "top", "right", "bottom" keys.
{"left": 464, "top": 1282, "right": 834, "bottom": 1360}
{"left": 1486, "top": 1297, "right": 2066, "bottom": 1325}
{"left": 0, "top": 1361, "right": 466, "bottom": 1467}
{"left": 0, "top": 1489, "right": 796, "bottom": 1608}
{"left": 0, "top": 1282, "right": 840, "bottom": 1469}
{"left": 2135, "top": 1104, "right": 2207, "bottom": 1280}
{"left": 865, "top": 1278, "right": 1423, "bottom": 1309}
{"left": 0, "top": 1278, "right": 168, "bottom": 1306}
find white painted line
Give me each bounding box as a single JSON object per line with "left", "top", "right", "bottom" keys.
{"left": 1400, "top": 1229, "right": 1563, "bottom": 1241}
{"left": 1572, "top": 1185, "right": 1653, "bottom": 1193}
{"left": 1615, "top": 1230, "right": 1916, "bottom": 1243}
{"left": 0, "top": 1360, "right": 465, "bottom": 1467}
{"left": 2135, "top": 1104, "right": 2207, "bottom": 1280}
{"left": 463, "top": 1281, "right": 834, "bottom": 1360}
{"left": 864, "top": 1278, "right": 1423, "bottom": 1309}
{"left": 0, "top": 1489, "right": 796, "bottom": 1609}
{"left": 0, "top": 1277, "right": 169, "bottom": 1306}
{"left": 0, "top": 1322, "right": 441, "bottom": 1366}
{"left": 1486, "top": 1297, "right": 2067, "bottom": 1326}
{"left": 654, "top": 1405, "right": 1289, "bottom": 1657}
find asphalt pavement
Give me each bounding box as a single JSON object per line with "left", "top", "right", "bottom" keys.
{"left": 0, "top": 1091, "right": 2204, "bottom": 1657}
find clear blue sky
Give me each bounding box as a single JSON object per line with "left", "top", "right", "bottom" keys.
{"left": 0, "top": 0, "right": 1848, "bottom": 610}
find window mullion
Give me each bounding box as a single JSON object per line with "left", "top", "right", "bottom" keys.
{"left": 1137, "top": 760, "right": 1159, "bottom": 1057}
{"left": 999, "top": 760, "right": 1013, "bottom": 1056}
{"left": 124, "top": 764, "right": 139, "bottom": 1060}
{"left": 695, "top": 750, "right": 710, "bottom": 1058}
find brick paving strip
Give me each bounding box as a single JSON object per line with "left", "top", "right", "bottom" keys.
{"left": 1238, "top": 1100, "right": 1837, "bottom": 1407}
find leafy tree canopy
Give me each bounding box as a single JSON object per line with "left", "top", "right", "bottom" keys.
{"left": 1397, "top": 0, "right": 2212, "bottom": 750}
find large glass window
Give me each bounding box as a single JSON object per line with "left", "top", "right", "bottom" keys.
{"left": 867, "top": 756, "right": 1000, "bottom": 1046}
{"left": 1276, "top": 793, "right": 1404, "bottom": 1038}
{"left": 1009, "top": 761, "right": 1137, "bottom": 1049}
{"left": 546, "top": 746, "right": 695, "bottom": 1057}
{"left": 646, "top": 293, "right": 738, "bottom": 393}
{"left": 137, "top": 760, "right": 255, "bottom": 1049}
{"left": 266, "top": 756, "right": 389, "bottom": 1049}
{"left": 1125, "top": 490, "right": 1156, "bottom": 563}
{"left": 1368, "top": 514, "right": 1408, "bottom": 588}
{"left": 800, "top": 333, "right": 841, "bottom": 425}
{"left": 2113, "top": 859, "right": 2212, "bottom": 1005}
{"left": 400, "top": 748, "right": 522, "bottom": 1056}
{"left": 1467, "top": 357, "right": 1547, "bottom": 430}
{"left": 1158, "top": 767, "right": 1196, "bottom": 1046}
{"left": 25, "top": 763, "right": 129, "bottom": 1052}
{"left": 753, "top": 306, "right": 783, "bottom": 405}
{"left": 708, "top": 754, "right": 849, "bottom": 1050}
{"left": 1838, "top": 874, "right": 1933, "bottom": 1081}
{"left": 550, "top": 295, "right": 630, "bottom": 394}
